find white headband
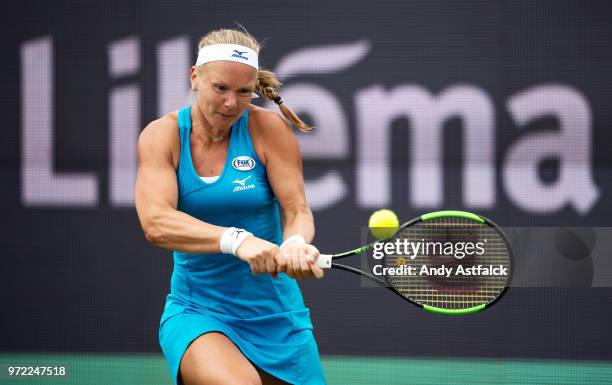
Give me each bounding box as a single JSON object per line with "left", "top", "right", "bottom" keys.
{"left": 195, "top": 44, "right": 259, "bottom": 70}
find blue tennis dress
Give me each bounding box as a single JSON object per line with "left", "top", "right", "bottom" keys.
{"left": 159, "top": 106, "right": 326, "bottom": 385}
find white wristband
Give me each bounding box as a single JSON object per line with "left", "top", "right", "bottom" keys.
{"left": 220, "top": 227, "right": 253, "bottom": 256}
{"left": 280, "top": 234, "right": 306, "bottom": 250}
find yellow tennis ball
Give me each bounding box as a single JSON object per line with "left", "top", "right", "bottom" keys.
{"left": 368, "top": 209, "right": 399, "bottom": 240}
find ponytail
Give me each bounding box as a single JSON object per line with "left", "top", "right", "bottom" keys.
{"left": 256, "top": 69, "right": 313, "bottom": 132}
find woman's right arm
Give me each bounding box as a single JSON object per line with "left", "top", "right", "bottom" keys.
{"left": 134, "top": 117, "right": 226, "bottom": 254}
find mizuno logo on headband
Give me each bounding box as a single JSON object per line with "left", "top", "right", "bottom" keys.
{"left": 231, "top": 50, "right": 249, "bottom": 60}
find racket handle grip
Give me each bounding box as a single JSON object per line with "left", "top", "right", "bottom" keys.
{"left": 316, "top": 254, "right": 332, "bottom": 268}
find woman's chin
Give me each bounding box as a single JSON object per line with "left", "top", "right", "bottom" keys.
{"left": 216, "top": 116, "right": 237, "bottom": 129}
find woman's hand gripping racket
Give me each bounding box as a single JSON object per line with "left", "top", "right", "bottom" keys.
{"left": 316, "top": 210, "right": 513, "bottom": 314}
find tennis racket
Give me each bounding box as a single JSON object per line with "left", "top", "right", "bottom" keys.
{"left": 316, "top": 210, "right": 512, "bottom": 314}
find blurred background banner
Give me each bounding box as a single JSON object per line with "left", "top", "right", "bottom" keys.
{"left": 2, "top": 0, "right": 612, "bottom": 383}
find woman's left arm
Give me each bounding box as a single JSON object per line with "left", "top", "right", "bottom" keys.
{"left": 253, "top": 108, "right": 323, "bottom": 279}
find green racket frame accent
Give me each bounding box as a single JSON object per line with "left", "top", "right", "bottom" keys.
{"left": 423, "top": 304, "right": 486, "bottom": 315}
{"left": 421, "top": 210, "right": 484, "bottom": 223}
{"left": 335, "top": 244, "right": 372, "bottom": 258}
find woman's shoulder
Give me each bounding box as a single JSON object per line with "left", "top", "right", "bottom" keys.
{"left": 139, "top": 110, "right": 181, "bottom": 167}
{"left": 146, "top": 110, "right": 179, "bottom": 131}
{"left": 247, "top": 104, "right": 292, "bottom": 137}
{"left": 246, "top": 104, "right": 301, "bottom": 164}
{"left": 142, "top": 111, "right": 178, "bottom": 136}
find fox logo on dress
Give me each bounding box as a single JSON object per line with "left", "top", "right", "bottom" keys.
{"left": 232, "top": 156, "right": 256, "bottom": 171}
{"left": 232, "top": 175, "right": 255, "bottom": 192}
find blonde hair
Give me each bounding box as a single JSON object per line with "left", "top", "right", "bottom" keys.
{"left": 196, "top": 28, "right": 312, "bottom": 132}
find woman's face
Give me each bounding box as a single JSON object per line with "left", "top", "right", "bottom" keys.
{"left": 191, "top": 61, "right": 257, "bottom": 130}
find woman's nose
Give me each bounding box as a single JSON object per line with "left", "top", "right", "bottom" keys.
{"left": 224, "top": 92, "right": 237, "bottom": 109}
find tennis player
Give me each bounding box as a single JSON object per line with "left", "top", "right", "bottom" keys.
{"left": 135, "top": 28, "right": 326, "bottom": 385}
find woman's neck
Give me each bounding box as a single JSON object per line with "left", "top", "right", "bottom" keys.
{"left": 191, "top": 104, "right": 228, "bottom": 146}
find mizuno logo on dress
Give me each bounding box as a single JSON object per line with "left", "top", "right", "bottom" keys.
{"left": 232, "top": 175, "right": 255, "bottom": 192}
{"left": 231, "top": 50, "right": 249, "bottom": 60}
{"left": 233, "top": 175, "right": 252, "bottom": 186}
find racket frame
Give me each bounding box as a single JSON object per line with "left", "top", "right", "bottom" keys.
{"left": 317, "top": 210, "right": 513, "bottom": 314}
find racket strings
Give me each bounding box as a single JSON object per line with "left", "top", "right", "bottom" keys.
{"left": 382, "top": 216, "right": 511, "bottom": 310}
